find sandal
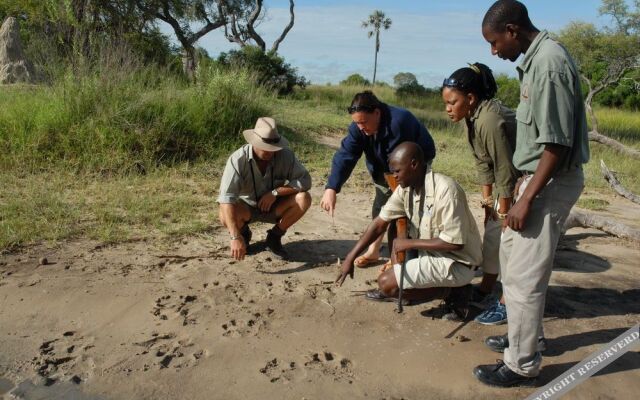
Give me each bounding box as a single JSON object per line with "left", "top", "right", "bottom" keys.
{"left": 365, "top": 289, "right": 410, "bottom": 306}
{"left": 353, "top": 255, "right": 380, "bottom": 268}
{"left": 377, "top": 260, "right": 394, "bottom": 276}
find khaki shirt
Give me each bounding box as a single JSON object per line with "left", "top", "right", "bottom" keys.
{"left": 217, "top": 144, "right": 311, "bottom": 207}
{"left": 514, "top": 30, "right": 590, "bottom": 172}
{"left": 379, "top": 171, "right": 483, "bottom": 267}
{"left": 464, "top": 99, "right": 520, "bottom": 198}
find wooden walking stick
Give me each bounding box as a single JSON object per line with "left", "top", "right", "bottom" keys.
{"left": 384, "top": 173, "right": 408, "bottom": 313}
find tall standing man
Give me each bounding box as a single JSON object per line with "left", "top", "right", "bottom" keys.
{"left": 218, "top": 117, "right": 312, "bottom": 261}
{"left": 320, "top": 91, "right": 436, "bottom": 271}
{"left": 474, "top": 0, "right": 590, "bottom": 387}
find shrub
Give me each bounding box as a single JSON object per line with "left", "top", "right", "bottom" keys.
{"left": 215, "top": 46, "right": 308, "bottom": 95}
{"left": 0, "top": 56, "right": 271, "bottom": 173}
{"left": 340, "top": 74, "right": 370, "bottom": 86}
{"left": 495, "top": 74, "right": 520, "bottom": 109}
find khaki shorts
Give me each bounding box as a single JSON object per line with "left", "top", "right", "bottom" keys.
{"left": 393, "top": 254, "right": 474, "bottom": 289}
{"left": 240, "top": 200, "right": 279, "bottom": 224}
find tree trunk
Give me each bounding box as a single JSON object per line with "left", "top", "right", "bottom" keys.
{"left": 600, "top": 160, "right": 640, "bottom": 204}
{"left": 182, "top": 47, "right": 197, "bottom": 82}
{"left": 564, "top": 210, "right": 640, "bottom": 241}
{"left": 584, "top": 90, "right": 599, "bottom": 133}
{"left": 372, "top": 31, "right": 379, "bottom": 85}
{"left": 589, "top": 130, "right": 640, "bottom": 159}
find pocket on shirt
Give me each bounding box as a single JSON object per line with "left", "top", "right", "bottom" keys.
{"left": 515, "top": 102, "right": 532, "bottom": 125}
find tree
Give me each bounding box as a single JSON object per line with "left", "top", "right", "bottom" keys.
{"left": 495, "top": 74, "right": 520, "bottom": 109}
{"left": 136, "top": 1, "right": 227, "bottom": 80}
{"left": 393, "top": 72, "right": 417, "bottom": 88}
{"left": 340, "top": 73, "right": 370, "bottom": 86}
{"left": 362, "top": 10, "right": 391, "bottom": 86}
{"left": 556, "top": 0, "right": 640, "bottom": 158}
{"left": 220, "top": 0, "right": 295, "bottom": 54}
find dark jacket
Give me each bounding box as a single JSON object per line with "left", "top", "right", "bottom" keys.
{"left": 326, "top": 104, "right": 436, "bottom": 192}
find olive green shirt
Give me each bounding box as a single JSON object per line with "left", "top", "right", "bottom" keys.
{"left": 514, "top": 30, "right": 590, "bottom": 172}
{"left": 217, "top": 144, "right": 311, "bottom": 207}
{"left": 464, "top": 99, "right": 520, "bottom": 198}
{"left": 378, "top": 170, "right": 483, "bottom": 267}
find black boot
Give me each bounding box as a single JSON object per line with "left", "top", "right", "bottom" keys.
{"left": 442, "top": 284, "right": 472, "bottom": 321}
{"left": 240, "top": 224, "right": 252, "bottom": 247}
{"left": 473, "top": 360, "right": 536, "bottom": 387}
{"left": 265, "top": 225, "right": 288, "bottom": 259}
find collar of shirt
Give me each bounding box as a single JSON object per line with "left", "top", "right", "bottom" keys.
{"left": 517, "top": 30, "right": 549, "bottom": 75}
{"left": 469, "top": 99, "right": 491, "bottom": 123}
{"left": 374, "top": 103, "right": 392, "bottom": 140}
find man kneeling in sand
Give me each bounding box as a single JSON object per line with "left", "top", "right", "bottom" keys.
{"left": 218, "top": 117, "right": 312, "bottom": 260}
{"left": 336, "top": 142, "right": 483, "bottom": 320}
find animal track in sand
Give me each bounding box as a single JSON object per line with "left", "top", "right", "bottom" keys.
{"left": 152, "top": 294, "right": 199, "bottom": 325}
{"left": 33, "top": 331, "right": 96, "bottom": 385}
{"left": 133, "top": 332, "right": 207, "bottom": 371}
{"left": 221, "top": 308, "right": 273, "bottom": 338}
{"left": 303, "top": 351, "right": 354, "bottom": 383}
{"left": 259, "top": 351, "right": 353, "bottom": 384}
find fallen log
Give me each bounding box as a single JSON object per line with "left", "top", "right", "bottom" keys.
{"left": 564, "top": 210, "right": 640, "bottom": 242}
{"left": 600, "top": 160, "right": 640, "bottom": 204}
{"left": 589, "top": 131, "right": 640, "bottom": 159}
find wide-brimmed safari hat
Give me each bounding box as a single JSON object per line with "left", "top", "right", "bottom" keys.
{"left": 242, "top": 117, "right": 289, "bottom": 152}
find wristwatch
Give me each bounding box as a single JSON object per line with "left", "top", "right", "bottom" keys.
{"left": 271, "top": 188, "right": 279, "bottom": 197}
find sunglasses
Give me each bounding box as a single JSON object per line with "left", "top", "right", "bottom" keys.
{"left": 347, "top": 105, "right": 376, "bottom": 114}
{"left": 442, "top": 78, "right": 469, "bottom": 90}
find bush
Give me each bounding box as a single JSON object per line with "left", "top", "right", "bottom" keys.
{"left": 396, "top": 82, "right": 428, "bottom": 97}
{"left": 495, "top": 74, "right": 520, "bottom": 109}
{"left": 0, "top": 56, "right": 272, "bottom": 173}
{"left": 215, "top": 46, "right": 308, "bottom": 95}
{"left": 340, "top": 74, "right": 370, "bottom": 86}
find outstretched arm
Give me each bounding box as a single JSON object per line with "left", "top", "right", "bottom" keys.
{"left": 336, "top": 217, "right": 390, "bottom": 286}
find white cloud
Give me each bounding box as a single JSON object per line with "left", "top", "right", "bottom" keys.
{"left": 164, "top": 2, "right": 602, "bottom": 86}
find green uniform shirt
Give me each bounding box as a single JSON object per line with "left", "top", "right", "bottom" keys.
{"left": 464, "top": 98, "right": 520, "bottom": 198}
{"left": 514, "top": 30, "right": 590, "bottom": 172}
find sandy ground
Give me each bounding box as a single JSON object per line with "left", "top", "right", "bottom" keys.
{"left": 1, "top": 183, "right": 639, "bottom": 400}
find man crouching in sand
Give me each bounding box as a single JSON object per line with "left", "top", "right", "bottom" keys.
{"left": 218, "top": 117, "right": 312, "bottom": 261}
{"left": 336, "top": 142, "right": 483, "bottom": 320}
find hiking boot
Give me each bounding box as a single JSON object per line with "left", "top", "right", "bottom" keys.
{"left": 240, "top": 224, "right": 252, "bottom": 247}
{"left": 485, "top": 334, "right": 547, "bottom": 353}
{"left": 265, "top": 227, "right": 288, "bottom": 260}
{"left": 473, "top": 360, "right": 537, "bottom": 388}
{"left": 474, "top": 300, "right": 507, "bottom": 325}
{"left": 442, "top": 284, "right": 472, "bottom": 321}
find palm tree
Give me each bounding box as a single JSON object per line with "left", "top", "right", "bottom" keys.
{"left": 362, "top": 10, "right": 392, "bottom": 85}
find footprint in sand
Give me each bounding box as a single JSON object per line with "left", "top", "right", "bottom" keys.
{"left": 132, "top": 333, "right": 207, "bottom": 371}
{"left": 33, "top": 331, "right": 96, "bottom": 385}
{"left": 152, "top": 294, "right": 198, "bottom": 325}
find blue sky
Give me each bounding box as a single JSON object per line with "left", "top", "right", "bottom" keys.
{"left": 162, "top": 0, "right": 611, "bottom": 87}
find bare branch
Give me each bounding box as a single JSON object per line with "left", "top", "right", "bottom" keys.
{"left": 600, "top": 160, "right": 640, "bottom": 204}
{"left": 564, "top": 210, "right": 640, "bottom": 241}
{"left": 589, "top": 131, "right": 640, "bottom": 159}
{"left": 245, "top": 0, "right": 266, "bottom": 51}
{"left": 270, "top": 0, "right": 295, "bottom": 53}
